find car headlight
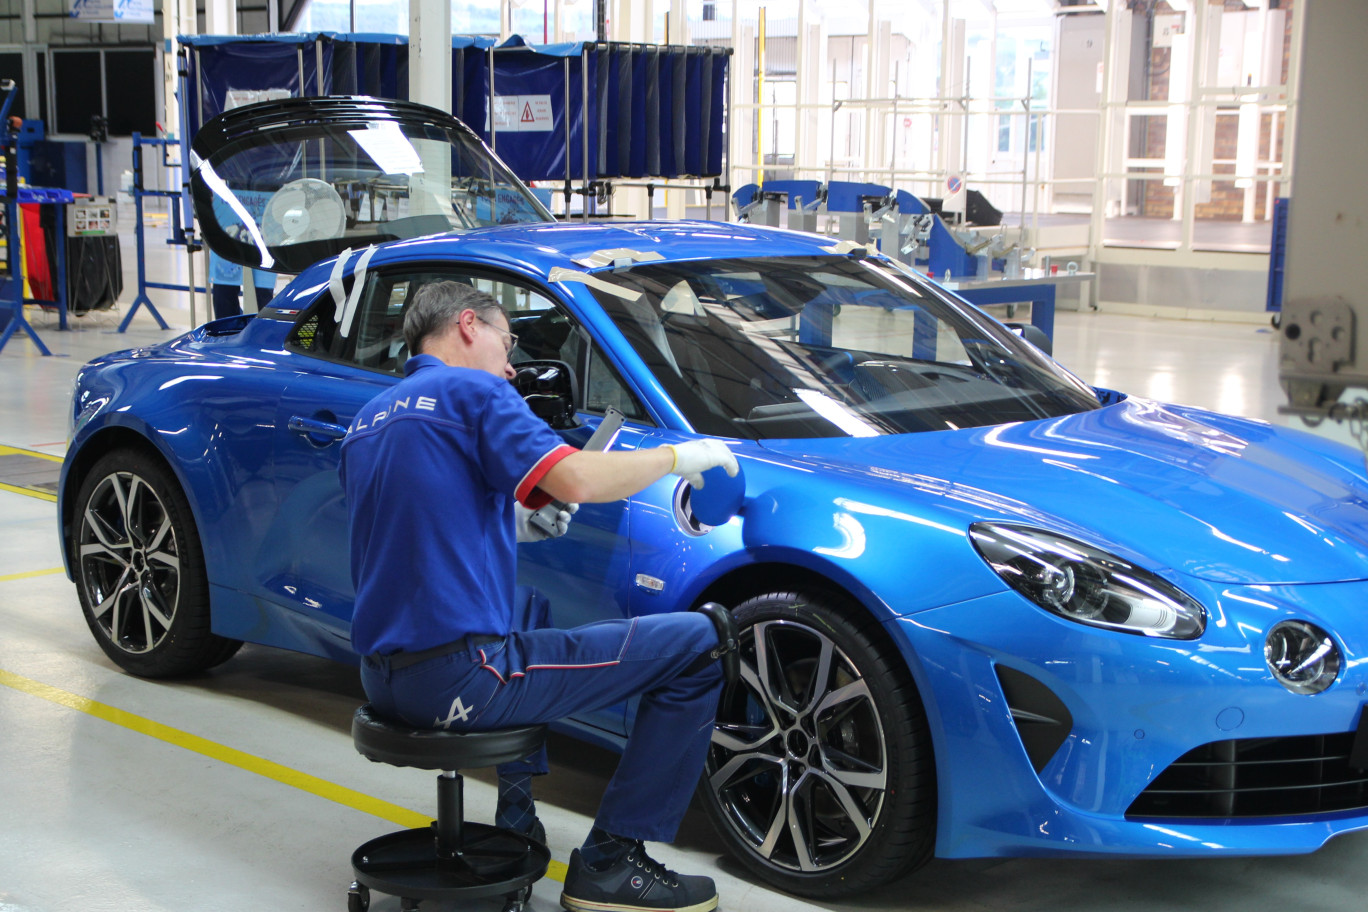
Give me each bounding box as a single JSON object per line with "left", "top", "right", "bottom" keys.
{"left": 1265, "top": 620, "right": 1340, "bottom": 695}
{"left": 969, "top": 522, "right": 1206, "bottom": 639}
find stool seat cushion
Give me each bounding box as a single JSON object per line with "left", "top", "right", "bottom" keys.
{"left": 352, "top": 705, "right": 547, "bottom": 770}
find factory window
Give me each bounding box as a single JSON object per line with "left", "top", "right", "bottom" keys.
{"left": 50, "top": 48, "right": 156, "bottom": 138}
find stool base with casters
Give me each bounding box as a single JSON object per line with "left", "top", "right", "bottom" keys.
{"left": 349, "top": 705, "right": 550, "bottom": 912}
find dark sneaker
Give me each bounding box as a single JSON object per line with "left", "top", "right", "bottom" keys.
{"left": 560, "top": 843, "right": 718, "bottom": 912}
{"left": 525, "top": 816, "right": 547, "bottom": 847}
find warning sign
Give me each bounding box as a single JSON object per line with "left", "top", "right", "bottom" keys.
{"left": 490, "top": 95, "right": 554, "bottom": 132}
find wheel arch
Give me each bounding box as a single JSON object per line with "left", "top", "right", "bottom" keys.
{"left": 60, "top": 424, "right": 201, "bottom": 577}
{"left": 686, "top": 556, "right": 936, "bottom": 722}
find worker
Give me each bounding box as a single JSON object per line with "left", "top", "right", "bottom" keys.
{"left": 208, "top": 251, "right": 275, "bottom": 319}
{"left": 339, "top": 280, "right": 740, "bottom": 912}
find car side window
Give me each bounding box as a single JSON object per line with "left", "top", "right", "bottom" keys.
{"left": 506, "top": 293, "right": 650, "bottom": 422}
{"left": 291, "top": 266, "right": 649, "bottom": 423}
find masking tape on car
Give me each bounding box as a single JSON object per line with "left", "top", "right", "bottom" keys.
{"left": 329, "top": 247, "right": 354, "bottom": 325}
{"left": 572, "top": 248, "right": 666, "bottom": 270}
{"left": 822, "top": 239, "right": 870, "bottom": 257}
{"left": 548, "top": 267, "right": 644, "bottom": 301}
{"left": 338, "top": 246, "right": 377, "bottom": 339}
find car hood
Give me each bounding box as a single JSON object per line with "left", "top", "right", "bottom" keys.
{"left": 757, "top": 397, "right": 1368, "bottom": 585}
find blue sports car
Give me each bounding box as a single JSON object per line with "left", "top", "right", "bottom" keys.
{"left": 59, "top": 97, "right": 1368, "bottom": 898}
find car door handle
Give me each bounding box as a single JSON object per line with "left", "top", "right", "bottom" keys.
{"left": 287, "top": 415, "right": 349, "bottom": 440}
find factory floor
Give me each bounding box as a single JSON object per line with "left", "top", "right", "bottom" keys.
{"left": 2, "top": 225, "right": 1363, "bottom": 912}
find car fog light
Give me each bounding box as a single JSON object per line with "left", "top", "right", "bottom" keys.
{"left": 1265, "top": 620, "right": 1340, "bottom": 695}
{"left": 969, "top": 522, "right": 1206, "bottom": 639}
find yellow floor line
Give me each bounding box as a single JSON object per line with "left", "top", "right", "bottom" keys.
{"left": 0, "top": 567, "right": 65, "bottom": 583}
{"left": 0, "top": 481, "right": 57, "bottom": 502}
{"left": 0, "top": 444, "right": 65, "bottom": 463}
{"left": 0, "top": 667, "right": 569, "bottom": 883}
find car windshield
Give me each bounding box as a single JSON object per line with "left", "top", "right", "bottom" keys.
{"left": 585, "top": 255, "right": 1101, "bottom": 439}
{"left": 192, "top": 99, "right": 551, "bottom": 272}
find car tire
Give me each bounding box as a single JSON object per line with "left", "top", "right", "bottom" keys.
{"left": 699, "top": 590, "right": 936, "bottom": 897}
{"left": 72, "top": 448, "right": 242, "bottom": 677}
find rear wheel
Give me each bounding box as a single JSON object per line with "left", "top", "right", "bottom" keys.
{"left": 700, "top": 590, "right": 936, "bottom": 897}
{"left": 72, "top": 448, "right": 242, "bottom": 677}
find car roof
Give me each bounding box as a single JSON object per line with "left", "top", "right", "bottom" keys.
{"left": 303, "top": 219, "right": 860, "bottom": 283}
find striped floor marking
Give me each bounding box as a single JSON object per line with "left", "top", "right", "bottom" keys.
{"left": 0, "top": 444, "right": 64, "bottom": 462}
{"left": 0, "top": 567, "right": 65, "bottom": 583}
{"left": 0, "top": 667, "right": 569, "bottom": 883}
{"left": 0, "top": 444, "right": 62, "bottom": 502}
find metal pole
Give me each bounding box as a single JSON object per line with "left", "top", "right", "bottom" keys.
{"left": 196, "top": 47, "right": 204, "bottom": 144}
{"left": 828, "top": 60, "right": 837, "bottom": 187}
{"left": 187, "top": 240, "right": 197, "bottom": 328}
{"left": 1020, "top": 56, "right": 1031, "bottom": 233}
{"left": 489, "top": 46, "right": 497, "bottom": 152}
{"left": 565, "top": 55, "right": 572, "bottom": 210}
{"left": 582, "top": 45, "right": 590, "bottom": 220}
{"left": 756, "top": 6, "right": 765, "bottom": 189}
{"left": 888, "top": 63, "right": 897, "bottom": 191}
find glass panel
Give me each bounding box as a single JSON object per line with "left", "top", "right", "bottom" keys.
{"left": 584, "top": 256, "right": 1099, "bottom": 439}
{"left": 193, "top": 98, "right": 553, "bottom": 272}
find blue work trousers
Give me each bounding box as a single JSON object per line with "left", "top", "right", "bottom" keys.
{"left": 360, "top": 589, "right": 723, "bottom": 843}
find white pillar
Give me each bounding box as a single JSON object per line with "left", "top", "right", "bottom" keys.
{"left": 163, "top": 0, "right": 183, "bottom": 143}
{"left": 612, "top": 0, "right": 647, "bottom": 43}
{"left": 409, "top": 0, "right": 454, "bottom": 222}
{"left": 668, "top": 0, "right": 687, "bottom": 46}
{"left": 410, "top": 0, "right": 452, "bottom": 113}
{"left": 21, "top": 0, "right": 36, "bottom": 44}
{"left": 204, "top": 0, "right": 236, "bottom": 36}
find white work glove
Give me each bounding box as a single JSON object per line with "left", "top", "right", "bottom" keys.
{"left": 661, "top": 439, "right": 739, "bottom": 488}
{"left": 515, "top": 502, "right": 579, "bottom": 543}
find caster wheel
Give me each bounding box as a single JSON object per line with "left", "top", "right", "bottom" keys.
{"left": 502, "top": 885, "right": 533, "bottom": 912}
{"left": 346, "top": 882, "right": 370, "bottom": 912}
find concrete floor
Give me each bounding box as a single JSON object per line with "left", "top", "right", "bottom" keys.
{"left": 3, "top": 228, "right": 1364, "bottom": 912}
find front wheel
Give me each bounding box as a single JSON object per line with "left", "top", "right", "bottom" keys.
{"left": 699, "top": 591, "right": 936, "bottom": 897}
{"left": 72, "top": 448, "right": 242, "bottom": 677}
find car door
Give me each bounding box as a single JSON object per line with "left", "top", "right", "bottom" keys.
{"left": 507, "top": 285, "right": 664, "bottom": 736}
{"left": 264, "top": 264, "right": 644, "bottom": 739}
{"left": 259, "top": 277, "right": 399, "bottom": 658}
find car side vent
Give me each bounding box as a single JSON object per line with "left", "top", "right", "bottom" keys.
{"left": 995, "top": 666, "right": 1073, "bottom": 773}
{"left": 1128, "top": 733, "right": 1368, "bottom": 819}
{"left": 203, "top": 314, "right": 253, "bottom": 337}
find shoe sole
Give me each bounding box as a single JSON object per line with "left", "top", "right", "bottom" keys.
{"left": 559, "top": 892, "right": 719, "bottom": 912}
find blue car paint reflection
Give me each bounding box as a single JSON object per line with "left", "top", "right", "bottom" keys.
{"left": 58, "top": 219, "right": 1368, "bottom": 892}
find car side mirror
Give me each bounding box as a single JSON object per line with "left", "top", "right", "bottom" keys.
{"left": 514, "top": 360, "right": 581, "bottom": 429}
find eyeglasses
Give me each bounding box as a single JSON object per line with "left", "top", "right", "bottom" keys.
{"left": 476, "top": 313, "right": 519, "bottom": 355}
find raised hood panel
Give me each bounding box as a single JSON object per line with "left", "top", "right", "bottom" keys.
{"left": 759, "top": 398, "right": 1368, "bottom": 585}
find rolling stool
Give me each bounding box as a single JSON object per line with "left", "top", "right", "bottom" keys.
{"left": 349, "top": 705, "right": 550, "bottom": 912}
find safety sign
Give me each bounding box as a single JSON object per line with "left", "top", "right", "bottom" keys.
{"left": 490, "top": 95, "right": 554, "bottom": 133}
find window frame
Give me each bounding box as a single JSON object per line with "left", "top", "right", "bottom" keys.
{"left": 282, "top": 262, "right": 653, "bottom": 423}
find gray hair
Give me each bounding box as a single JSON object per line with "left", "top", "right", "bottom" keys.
{"left": 403, "top": 281, "right": 506, "bottom": 355}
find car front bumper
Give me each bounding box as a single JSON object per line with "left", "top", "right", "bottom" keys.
{"left": 892, "top": 578, "right": 1368, "bottom": 859}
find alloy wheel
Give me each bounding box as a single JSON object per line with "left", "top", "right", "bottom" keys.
{"left": 706, "top": 619, "right": 888, "bottom": 873}
{"left": 77, "top": 470, "right": 182, "bottom": 655}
